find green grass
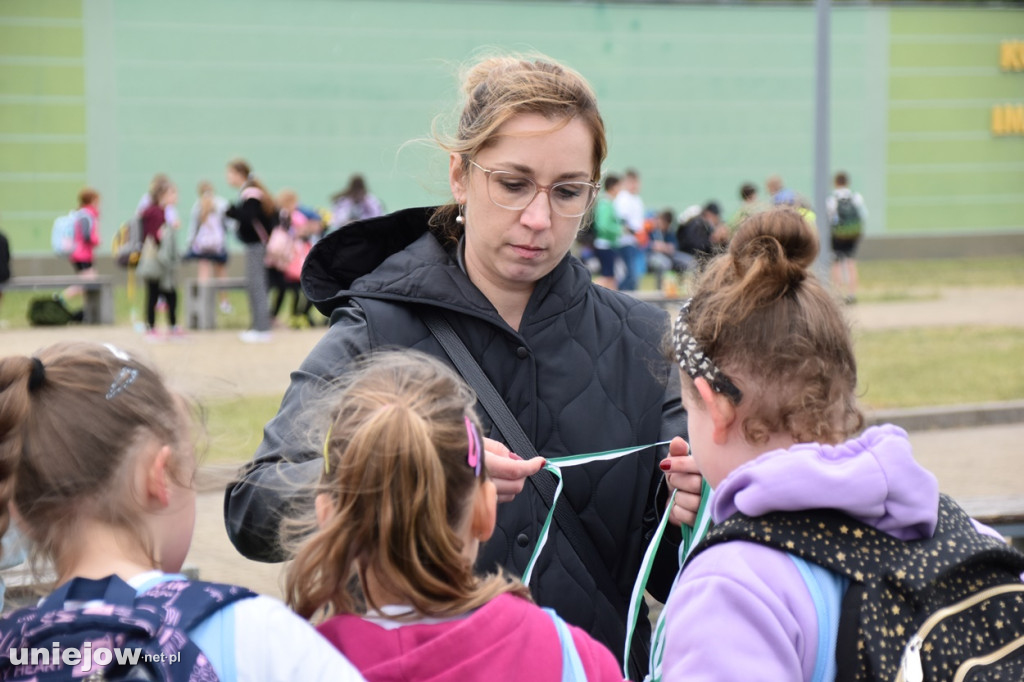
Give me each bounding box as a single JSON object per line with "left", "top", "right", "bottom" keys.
{"left": 198, "top": 394, "right": 284, "bottom": 464}
{"left": 856, "top": 326, "right": 1024, "bottom": 410}
{"left": 857, "top": 256, "right": 1024, "bottom": 302}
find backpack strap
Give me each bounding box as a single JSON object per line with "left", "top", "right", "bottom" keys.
{"left": 788, "top": 555, "right": 847, "bottom": 682}
{"left": 544, "top": 608, "right": 587, "bottom": 682}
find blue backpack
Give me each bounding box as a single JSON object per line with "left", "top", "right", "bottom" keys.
{"left": 0, "top": 575, "right": 255, "bottom": 682}
{"left": 51, "top": 211, "right": 78, "bottom": 256}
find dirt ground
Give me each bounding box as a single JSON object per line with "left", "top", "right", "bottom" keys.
{"left": 2, "top": 286, "right": 1023, "bottom": 599}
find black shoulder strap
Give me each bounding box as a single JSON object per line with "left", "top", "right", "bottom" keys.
{"left": 419, "top": 308, "right": 627, "bottom": 606}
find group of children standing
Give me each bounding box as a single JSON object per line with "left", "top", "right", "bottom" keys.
{"left": 2, "top": 205, "right": 1019, "bottom": 681}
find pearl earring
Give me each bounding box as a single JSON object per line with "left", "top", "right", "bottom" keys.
{"left": 455, "top": 204, "right": 465, "bottom": 225}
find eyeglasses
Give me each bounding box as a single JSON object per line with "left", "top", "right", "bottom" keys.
{"left": 469, "top": 160, "right": 599, "bottom": 218}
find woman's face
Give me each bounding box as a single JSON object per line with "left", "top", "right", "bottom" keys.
{"left": 225, "top": 166, "right": 245, "bottom": 188}
{"left": 450, "top": 113, "right": 595, "bottom": 295}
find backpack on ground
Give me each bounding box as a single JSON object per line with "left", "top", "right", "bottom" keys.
{"left": 27, "top": 296, "right": 79, "bottom": 326}
{"left": 113, "top": 215, "right": 144, "bottom": 267}
{"left": 690, "top": 495, "right": 1024, "bottom": 682}
{"left": 833, "top": 194, "right": 863, "bottom": 240}
{"left": 51, "top": 211, "right": 78, "bottom": 256}
{"left": 0, "top": 575, "right": 256, "bottom": 682}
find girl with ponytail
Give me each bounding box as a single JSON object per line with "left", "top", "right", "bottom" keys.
{"left": 286, "top": 351, "right": 622, "bottom": 682}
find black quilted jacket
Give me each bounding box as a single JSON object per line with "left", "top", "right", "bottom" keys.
{"left": 223, "top": 207, "right": 688, "bottom": 676}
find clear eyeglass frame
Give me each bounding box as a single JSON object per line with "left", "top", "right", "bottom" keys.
{"left": 469, "top": 160, "right": 599, "bottom": 218}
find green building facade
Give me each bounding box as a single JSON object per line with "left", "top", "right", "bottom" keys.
{"left": 2, "top": 0, "right": 1022, "bottom": 253}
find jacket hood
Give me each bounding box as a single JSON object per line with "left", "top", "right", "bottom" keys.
{"left": 302, "top": 206, "right": 439, "bottom": 312}
{"left": 712, "top": 424, "right": 939, "bottom": 541}
{"left": 301, "top": 206, "right": 592, "bottom": 325}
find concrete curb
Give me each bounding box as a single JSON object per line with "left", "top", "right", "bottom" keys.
{"left": 866, "top": 400, "right": 1024, "bottom": 433}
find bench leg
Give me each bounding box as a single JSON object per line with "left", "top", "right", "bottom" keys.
{"left": 99, "top": 285, "right": 114, "bottom": 324}
{"left": 82, "top": 288, "right": 99, "bottom": 324}
{"left": 187, "top": 283, "right": 219, "bottom": 330}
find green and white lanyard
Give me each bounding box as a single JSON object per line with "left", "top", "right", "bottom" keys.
{"left": 518, "top": 442, "right": 714, "bottom": 680}
{"left": 646, "top": 479, "right": 713, "bottom": 682}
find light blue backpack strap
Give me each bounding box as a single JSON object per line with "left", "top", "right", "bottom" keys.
{"left": 789, "top": 555, "right": 848, "bottom": 682}
{"left": 543, "top": 607, "right": 588, "bottom": 682}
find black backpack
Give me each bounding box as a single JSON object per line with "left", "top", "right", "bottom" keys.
{"left": 691, "top": 495, "right": 1024, "bottom": 681}
{"left": 833, "top": 194, "right": 863, "bottom": 240}
{"left": 0, "top": 575, "right": 256, "bottom": 682}
{"left": 27, "top": 296, "right": 80, "bottom": 326}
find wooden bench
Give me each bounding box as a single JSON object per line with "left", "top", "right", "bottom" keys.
{"left": 1, "top": 275, "right": 115, "bottom": 325}
{"left": 184, "top": 276, "right": 247, "bottom": 330}
{"left": 957, "top": 495, "right": 1024, "bottom": 551}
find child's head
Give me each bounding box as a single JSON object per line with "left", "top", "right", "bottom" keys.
{"left": 0, "top": 342, "right": 196, "bottom": 578}
{"left": 286, "top": 351, "right": 529, "bottom": 620}
{"left": 671, "top": 208, "right": 863, "bottom": 476}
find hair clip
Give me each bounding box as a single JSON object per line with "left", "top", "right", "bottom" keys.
{"left": 106, "top": 367, "right": 139, "bottom": 400}
{"left": 103, "top": 343, "right": 131, "bottom": 362}
{"left": 28, "top": 357, "right": 46, "bottom": 392}
{"left": 464, "top": 416, "right": 482, "bottom": 477}
{"left": 322, "top": 423, "right": 334, "bottom": 474}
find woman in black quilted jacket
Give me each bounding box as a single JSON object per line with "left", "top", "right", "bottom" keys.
{"left": 224, "top": 53, "right": 701, "bottom": 680}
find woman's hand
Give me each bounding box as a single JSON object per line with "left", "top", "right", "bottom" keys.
{"left": 660, "top": 437, "right": 704, "bottom": 527}
{"left": 484, "top": 437, "right": 546, "bottom": 503}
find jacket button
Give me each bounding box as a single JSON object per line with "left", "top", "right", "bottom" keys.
{"left": 516, "top": 533, "right": 530, "bottom": 547}
{"left": 516, "top": 346, "right": 529, "bottom": 359}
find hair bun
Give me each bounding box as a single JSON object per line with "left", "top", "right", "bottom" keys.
{"left": 727, "top": 207, "right": 819, "bottom": 302}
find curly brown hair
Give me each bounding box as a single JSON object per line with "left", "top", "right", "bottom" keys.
{"left": 684, "top": 207, "right": 864, "bottom": 445}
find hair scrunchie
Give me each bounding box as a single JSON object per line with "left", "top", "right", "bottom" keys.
{"left": 28, "top": 357, "right": 46, "bottom": 392}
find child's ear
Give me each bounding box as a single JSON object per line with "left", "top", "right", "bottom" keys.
{"left": 449, "top": 153, "right": 467, "bottom": 205}
{"left": 314, "top": 493, "right": 336, "bottom": 530}
{"left": 470, "top": 480, "right": 498, "bottom": 542}
{"left": 145, "top": 445, "right": 174, "bottom": 507}
{"left": 694, "top": 377, "right": 737, "bottom": 445}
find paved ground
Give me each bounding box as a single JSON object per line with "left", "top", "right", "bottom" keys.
{"left": 2, "top": 286, "right": 1022, "bottom": 600}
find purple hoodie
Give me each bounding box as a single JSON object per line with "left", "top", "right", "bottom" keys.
{"left": 661, "top": 424, "right": 1002, "bottom": 681}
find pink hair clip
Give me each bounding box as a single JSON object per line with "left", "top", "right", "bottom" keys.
{"left": 464, "top": 416, "right": 482, "bottom": 477}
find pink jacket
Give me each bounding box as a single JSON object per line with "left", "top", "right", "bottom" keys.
{"left": 70, "top": 204, "right": 100, "bottom": 265}
{"left": 317, "top": 593, "right": 624, "bottom": 682}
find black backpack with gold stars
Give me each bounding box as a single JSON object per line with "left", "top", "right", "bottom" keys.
{"left": 692, "top": 494, "right": 1024, "bottom": 681}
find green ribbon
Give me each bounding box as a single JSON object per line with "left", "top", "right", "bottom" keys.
{"left": 517, "top": 441, "right": 714, "bottom": 680}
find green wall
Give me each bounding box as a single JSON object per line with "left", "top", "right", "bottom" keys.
{"left": 0, "top": 0, "right": 86, "bottom": 252}
{"left": 1, "top": 1, "right": 1022, "bottom": 253}
{"left": 888, "top": 7, "right": 1024, "bottom": 233}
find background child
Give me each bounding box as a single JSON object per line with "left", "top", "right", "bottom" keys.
{"left": 139, "top": 181, "right": 183, "bottom": 338}
{"left": 658, "top": 208, "right": 1018, "bottom": 680}
{"left": 285, "top": 351, "right": 622, "bottom": 682}
{"left": 0, "top": 341, "right": 363, "bottom": 681}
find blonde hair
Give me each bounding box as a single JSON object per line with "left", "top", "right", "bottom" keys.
{"left": 286, "top": 351, "right": 530, "bottom": 620}
{"left": 429, "top": 53, "right": 607, "bottom": 242}
{"left": 685, "top": 208, "right": 864, "bottom": 445}
{"left": 197, "top": 180, "right": 216, "bottom": 226}
{"left": 0, "top": 342, "right": 193, "bottom": 581}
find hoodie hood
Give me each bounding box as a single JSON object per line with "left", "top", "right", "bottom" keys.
{"left": 712, "top": 424, "right": 939, "bottom": 541}
{"left": 315, "top": 593, "right": 621, "bottom": 682}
